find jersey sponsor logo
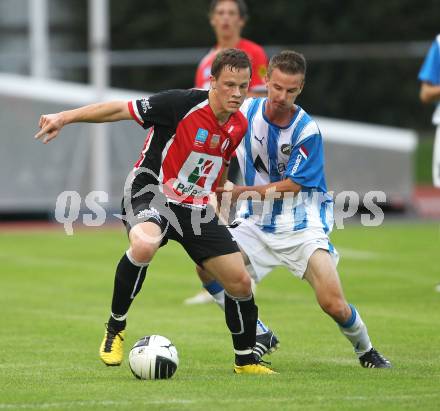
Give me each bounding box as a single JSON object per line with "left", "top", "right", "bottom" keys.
{"left": 254, "top": 155, "right": 269, "bottom": 174}
{"left": 140, "top": 98, "right": 152, "bottom": 113}
{"left": 299, "top": 145, "right": 309, "bottom": 159}
{"left": 221, "top": 138, "right": 230, "bottom": 153}
{"left": 254, "top": 135, "right": 265, "bottom": 146}
{"left": 173, "top": 181, "right": 207, "bottom": 198}
{"left": 194, "top": 128, "right": 209, "bottom": 146}
{"left": 187, "top": 158, "right": 214, "bottom": 187}
{"left": 291, "top": 154, "right": 303, "bottom": 175}
{"left": 281, "top": 144, "right": 292, "bottom": 155}
{"left": 210, "top": 134, "right": 220, "bottom": 149}
{"left": 174, "top": 152, "right": 223, "bottom": 199}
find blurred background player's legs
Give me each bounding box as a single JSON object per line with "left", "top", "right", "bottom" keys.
{"left": 433, "top": 126, "right": 440, "bottom": 188}
{"left": 184, "top": 273, "right": 256, "bottom": 304}
{"left": 433, "top": 127, "right": 440, "bottom": 292}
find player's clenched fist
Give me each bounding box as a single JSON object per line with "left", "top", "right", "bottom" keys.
{"left": 35, "top": 113, "right": 65, "bottom": 144}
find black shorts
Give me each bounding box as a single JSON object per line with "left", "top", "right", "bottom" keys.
{"left": 121, "top": 192, "right": 239, "bottom": 266}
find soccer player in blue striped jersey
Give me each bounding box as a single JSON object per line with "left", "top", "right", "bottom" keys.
{"left": 418, "top": 35, "right": 440, "bottom": 292}
{"left": 419, "top": 34, "right": 440, "bottom": 189}
{"left": 198, "top": 50, "right": 391, "bottom": 368}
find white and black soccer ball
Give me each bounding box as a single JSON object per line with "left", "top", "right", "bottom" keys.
{"left": 129, "top": 335, "right": 179, "bottom": 380}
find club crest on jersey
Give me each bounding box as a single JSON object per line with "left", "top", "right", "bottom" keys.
{"left": 194, "top": 128, "right": 209, "bottom": 146}
{"left": 257, "top": 64, "right": 267, "bottom": 79}
{"left": 281, "top": 144, "right": 292, "bottom": 155}
{"left": 210, "top": 134, "right": 220, "bottom": 149}
{"left": 221, "top": 138, "right": 230, "bottom": 153}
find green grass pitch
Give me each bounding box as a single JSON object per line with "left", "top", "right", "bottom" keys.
{"left": 0, "top": 222, "right": 439, "bottom": 410}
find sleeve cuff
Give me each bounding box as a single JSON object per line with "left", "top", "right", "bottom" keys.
{"left": 128, "top": 100, "right": 144, "bottom": 126}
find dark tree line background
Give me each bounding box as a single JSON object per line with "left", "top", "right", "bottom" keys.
{"left": 71, "top": 0, "right": 440, "bottom": 132}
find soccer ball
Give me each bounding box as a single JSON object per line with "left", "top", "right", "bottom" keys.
{"left": 129, "top": 335, "right": 179, "bottom": 380}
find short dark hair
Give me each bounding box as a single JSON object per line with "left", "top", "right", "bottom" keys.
{"left": 209, "top": 0, "right": 248, "bottom": 20}
{"left": 211, "top": 48, "right": 252, "bottom": 79}
{"left": 267, "top": 50, "right": 307, "bottom": 78}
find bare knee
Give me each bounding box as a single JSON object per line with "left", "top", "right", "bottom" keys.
{"left": 202, "top": 253, "right": 252, "bottom": 297}
{"left": 224, "top": 271, "right": 252, "bottom": 297}
{"left": 129, "top": 233, "right": 157, "bottom": 263}
{"left": 319, "top": 298, "right": 350, "bottom": 323}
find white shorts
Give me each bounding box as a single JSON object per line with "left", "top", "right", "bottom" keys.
{"left": 229, "top": 220, "right": 339, "bottom": 283}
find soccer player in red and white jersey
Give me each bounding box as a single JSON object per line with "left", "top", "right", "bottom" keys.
{"left": 188, "top": 0, "right": 269, "bottom": 306}
{"left": 195, "top": 0, "right": 268, "bottom": 96}
{"left": 35, "top": 49, "right": 275, "bottom": 374}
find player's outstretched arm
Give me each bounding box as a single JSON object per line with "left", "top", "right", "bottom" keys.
{"left": 217, "top": 178, "right": 301, "bottom": 203}
{"left": 34, "top": 100, "right": 131, "bottom": 144}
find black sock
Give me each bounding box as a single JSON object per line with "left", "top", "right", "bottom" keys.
{"left": 108, "top": 316, "right": 126, "bottom": 333}
{"left": 224, "top": 292, "right": 258, "bottom": 365}
{"left": 109, "top": 252, "right": 148, "bottom": 330}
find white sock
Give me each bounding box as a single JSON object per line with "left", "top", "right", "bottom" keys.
{"left": 256, "top": 319, "right": 269, "bottom": 336}
{"left": 338, "top": 304, "right": 372, "bottom": 356}
{"left": 203, "top": 281, "right": 225, "bottom": 308}
{"left": 211, "top": 289, "right": 225, "bottom": 307}
{"left": 203, "top": 280, "right": 270, "bottom": 335}
{"left": 126, "top": 249, "right": 150, "bottom": 267}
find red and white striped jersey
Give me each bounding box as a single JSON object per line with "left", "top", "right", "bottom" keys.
{"left": 128, "top": 89, "right": 248, "bottom": 206}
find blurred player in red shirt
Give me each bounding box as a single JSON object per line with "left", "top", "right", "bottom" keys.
{"left": 195, "top": 0, "right": 268, "bottom": 96}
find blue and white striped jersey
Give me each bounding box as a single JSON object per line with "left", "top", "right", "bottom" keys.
{"left": 235, "top": 97, "right": 334, "bottom": 234}
{"left": 418, "top": 34, "right": 440, "bottom": 125}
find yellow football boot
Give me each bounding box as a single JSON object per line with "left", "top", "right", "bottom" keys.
{"left": 234, "top": 363, "right": 278, "bottom": 374}
{"left": 99, "top": 324, "right": 125, "bottom": 366}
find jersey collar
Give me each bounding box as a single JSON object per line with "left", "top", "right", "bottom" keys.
{"left": 262, "top": 99, "right": 302, "bottom": 129}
